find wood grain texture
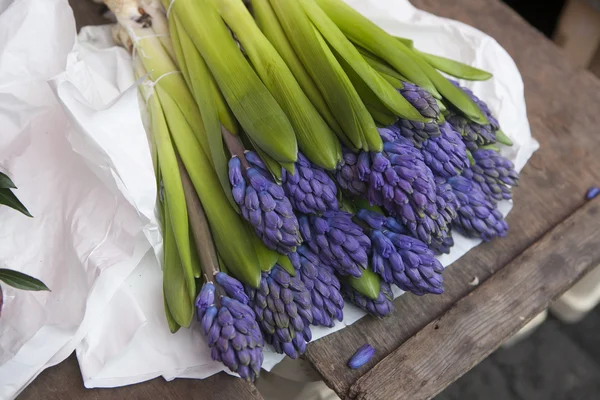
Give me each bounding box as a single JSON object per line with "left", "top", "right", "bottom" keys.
{"left": 305, "top": 0, "right": 600, "bottom": 396}
{"left": 18, "top": 354, "right": 263, "bottom": 400}
{"left": 348, "top": 198, "right": 600, "bottom": 400}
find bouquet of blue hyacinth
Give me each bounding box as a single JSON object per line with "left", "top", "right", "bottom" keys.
{"left": 105, "top": 0, "right": 520, "bottom": 382}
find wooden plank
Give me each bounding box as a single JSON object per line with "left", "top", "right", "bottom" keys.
{"left": 305, "top": 0, "right": 600, "bottom": 396}
{"left": 440, "top": 319, "right": 600, "bottom": 400}
{"left": 348, "top": 198, "right": 600, "bottom": 400}
{"left": 18, "top": 354, "right": 263, "bottom": 400}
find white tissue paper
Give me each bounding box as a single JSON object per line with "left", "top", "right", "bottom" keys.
{"left": 0, "top": 0, "right": 539, "bottom": 397}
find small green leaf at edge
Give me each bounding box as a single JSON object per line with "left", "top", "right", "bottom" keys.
{"left": 495, "top": 130, "right": 514, "bottom": 146}
{"left": 466, "top": 150, "right": 475, "bottom": 166}
{"left": 480, "top": 144, "right": 501, "bottom": 152}
{"left": 0, "top": 172, "right": 17, "bottom": 189}
{"left": 344, "top": 268, "right": 380, "bottom": 301}
{"left": 351, "top": 198, "right": 384, "bottom": 215}
{"left": 395, "top": 36, "right": 414, "bottom": 49}
{"left": 418, "top": 50, "right": 493, "bottom": 81}
{"left": 0, "top": 269, "right": 50, "bottom": 291}
{"left": 0, "top": 188, "right": 32, "bottom": 217}
{"left": 277, "top": 254, "right": 296, "bottom": 277}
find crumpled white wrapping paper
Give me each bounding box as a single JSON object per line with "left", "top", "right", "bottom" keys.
{"left": 0, "top": 0, "right": 539, "bottom": 397}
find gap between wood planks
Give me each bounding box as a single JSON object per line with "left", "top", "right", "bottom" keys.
{"left": 347, "top": 198, "right": 600, "bottom": 400}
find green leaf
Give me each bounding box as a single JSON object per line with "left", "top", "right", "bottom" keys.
{"left": 0, "top": 188, "right": 32, "bottom": 217}
{"left": 277, "top": 254, "right": 296, "bottom": 277}
{"left": 418, "top": 50, "right": 493, "bottom": 81}
{"left": 254, "top": 233, "right": 281, "bottom": 273}
{"left": 162, "top": 200, "right": 194, "bottom": 328}
{"left": 495, "top": 130, "right": 514, "bottom": 146}
{"left": 303, "top": 0, "right": 427, "bottom": 123}
{"left": 480, "top": 144, "right": 500, "bottom": 152}
{"left": 407, "top": 49, "right": 489, "bottom": 124}
{"left": 0, "top": 269, "right": 49, "bottom": 291}
{"left": 395, "top": 36, "right": 414, "bottom": 49}
{"left": 357, "top": 46, "right": 409, "bottom": 84}
{"left": 315, "top": 0, "right": 438, "bottom": 96}
{"left": 351, "top": 198, "right": 383, "bottom": 214}
{"left": 252, "top": 139, "right": 285, "bottom": 183}
{"left": 466, "top": 150, "right": 475, "bottom": 166}
{"left": 0, "top": 172, "right": 16, "bottom": 189}
{"left": 343, "top": 268, "right": 380, "bottom": 300}
{"left": 174, "top": 15, "right": 238, "bottom": 211}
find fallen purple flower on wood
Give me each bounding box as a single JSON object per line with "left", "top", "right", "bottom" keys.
{"left": 586, "top": 186, "right": 600, "bottom": 200}
{"left": 348, "top": 344, "right": 375, "bottom": 369}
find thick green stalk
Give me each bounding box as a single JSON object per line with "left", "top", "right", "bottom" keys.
{"left": 169, "top": 12, "right": 238, "bottom": 135}
{"left": 251, "top": 0, "right": 344, "bottom": 137}
{"left": 314, "top": 0, "right": 437, "bottom": 96}
{"left": 314, "top": 29, "right": 382, "bottom": 151}
{"left": 171, "top": 0, "right": 297, "bottom": 164}
{"left": 416, "top": 50, "right": 493, "bottom": 81}
{"left": 165, "top": 16, "right": 191, "bottom": 85}
{"left": 163, "top": 294, "right": 181, "bottom": 333}
{"left": 217, "top": 0, "right": 341, "bottom": 170}
{"left": 269, "top": 0, "right": 375, "bottom": 151}
{"left": 148, "top": 88, "right": 196, "bottom": 303}
{"left": 162, "top": 196, "right": 194, "bottom": 328}
{"left": 133, "top": 28, "right": 211, "bottom": 161}
{"left": 141, "top": 1, "right": 176, "bottom": 61}
{"left": 302, "top": 0, "right": 426, "bottom": 123}
{"left": 156, "top": 85, "right": 263, "bottom": 288}
{"left": 179, "top": 157, "right": 216, "bottom": 279}
{"left": 173, "top": 14, "right": 236, "bottom": 210}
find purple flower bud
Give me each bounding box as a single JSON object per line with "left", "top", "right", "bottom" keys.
{"left": 462, "top": 149, "right": 519, "bottom": 203}
{"left": 399, "top": 82, "right": 440, "bottom": 120}
{"left": 348, "top": 344, "right": 376, "bottom": 369}
{"left": 197, "top": 281, "right": 264, "bottom": 382}
{"left": 196, "top": 283, "right": 215, "bottom": 315}
{"left": 290, "top": 246, "right": 345, "bottom": 328}
{"left": 395, "top": 119, "right": 441, "bottom": 147}
{"left": 449, "top": 175, "right": 508, "bottom": 241}
{"left": 449, "top": 80, "right": 500, "bottom": 131}
{"left": 354, "top": 137, "right": 443, "bottom": 245}
{"left": 446, "top": 80, "right": 499, "bottom": 151}
{"left": 587, "top": 186, "right": 600, "bottom": 200}
{"left": 430, "top": 230, "right": 455, "bottom": 255}
{"left": 335, "top": 148, "right": 368, "bottom": 196}
{"left": 245, "top": 264, "right": 313, "bottom": 358}
{"left": 283, "top": 153, "right": 339, "bottom": 214}
{"left": 421, "top": 123, "right": 469, "bottom": 179}
{"left": 216, "top": 272, "right": 249, "bottom": 304}
{"left": 342, "top": 280, "right": 394, "bottom": 318}
{"left": 299, "top": 211, "right": 370, "bottom": 277}
{"left": 229, "top": 154, "right": 302, "bottom": 255}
